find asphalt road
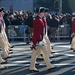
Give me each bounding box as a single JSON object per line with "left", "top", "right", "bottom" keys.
{"left": 0, "top": 41, "right": 75, "bottom": 75}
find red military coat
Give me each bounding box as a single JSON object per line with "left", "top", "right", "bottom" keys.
{"left": 32, "top": 16, "right": 44, "bottom": 45}
{"left": 72, "top": 19, "right": 75, "bottom": 33}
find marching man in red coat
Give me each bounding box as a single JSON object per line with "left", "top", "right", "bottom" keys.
{"left": 71, "top": 18, "right": 75, "bottom": 52}
{"left": 29, "top": 7, "right": 56, "bottom": 72}
{"left": 42, "top": 8, "right": 54, "bottom": 57}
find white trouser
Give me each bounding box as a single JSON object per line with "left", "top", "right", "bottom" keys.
{"left": 71, "top": 37, "right": 75, "bottom": 50}
{"left": 0, "top": 36, "right": 9, "bottom": 57}
{"left": 30, "top": 45, "right": 53, "bottom": 70}
{"left": 2, "top": 30, "right": 10, "bottom": 48}
{"left": 37, "top": 35, "right": 52, "bottom": 58}
{"left": 44, "top": 36, "right": 52, "bottom": 55}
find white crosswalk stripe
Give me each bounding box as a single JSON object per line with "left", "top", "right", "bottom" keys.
{"left": 1, "top": 42, "right": 75, "bottom": 67}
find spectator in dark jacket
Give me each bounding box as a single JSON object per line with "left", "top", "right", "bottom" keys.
{"left": 3, "top": 12, "right": 11, "bottom": 41}
{"left": 67, "top": 15, "right": 72, "bottom": 44}
{"left": 50, "top": 15, "right": 59, "bottom": 41}
{"left": 27, "top": 13, "right": 33, "bottom": 36}
{"left": 25, "top": 27, "right": 30, "bottom": 44}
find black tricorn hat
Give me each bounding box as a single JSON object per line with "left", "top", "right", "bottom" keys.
{"left": 34, "top": 7, "right": 45, "bottom": 13}
{"left": 45, "top": 8, "right": 49, "bottom": 12}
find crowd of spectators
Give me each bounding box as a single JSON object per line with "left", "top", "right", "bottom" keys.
{"left": 3, "top": 10, "right": 74, "bottom": 27}
{"left": 3, "top": 9, "right": 75, "bottom": 42}
{"left": 3, "top": 10, "right": 33, "bottom": 26}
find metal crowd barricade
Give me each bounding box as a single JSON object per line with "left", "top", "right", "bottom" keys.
{"left": 8, "top": 25, "right": 27, "bottom": 41}
{"left": 8, "top": 24, "right": 70, "bottom": 41}
{"left": 56, "top": 24, "right": 70, "bottom": 41}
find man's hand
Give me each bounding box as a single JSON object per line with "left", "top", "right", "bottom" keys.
{"left": 30, "top": 45, "right": 36, "bottom": 50}
{"left": 71, "top": 32, "right": 75, "bottom": 37}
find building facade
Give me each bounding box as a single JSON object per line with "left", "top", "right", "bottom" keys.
{"left": 34, "top": 0, "right": 75, "bottom": 13}
{"left": 1, "top": 0, "right": 75, "bottom": 13}
{"left": 1, "top": 0, "right": 33, "bottom": 11}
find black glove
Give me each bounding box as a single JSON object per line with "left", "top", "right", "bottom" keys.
{"left": 30, "top": 45, "right": 36, "bottom": 50}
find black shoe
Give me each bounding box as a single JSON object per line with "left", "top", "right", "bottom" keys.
{"left": 0, "top": 66, "right": 8, "bottom": 70}
{"left": 51, "top": 51, "right": 55, "bottom": 53}
{"left": 9, "top": 51, "right": 13, "bottom": 54}
{"left": 10, "top": 45, "right": 14, "bottom": 48}
{"left": 36, "top": 57, "right": 43, "bottom": 60}
{"left": 73, "top": 50, "right": 75, "bottom": 52}
{"left": 70, "top": 48, "right": 74, "bottom": 50}
{"left": 35, "top": 63, "right": 39, "bottom": 65}
{"left": 50, "top": 60, "right": 55, "bottom": 63}
{"left": 48, "top": 66, "right": 57, "bottom": 71}
{"left": 9, "top": 49, "right": 13, "bottom": 51}
{"left": 49, "top": 55, "right": 54, "bottom": 58}
{"left": 30, "top": 69, "right": 39, "bottom": 72}
{"left": 40, "top": 54, "right": 43, "bottom": 57}
{"left": 1, "top": 61, "right": 7, "bottom": 64}
{"left": 4, "top": 55, "right": 12, "bottom": 60}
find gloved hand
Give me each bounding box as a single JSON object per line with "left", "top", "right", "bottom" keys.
{"left": 71, "top": 32, "right": 75, "bottom": 38}
{"left": 38, "top": 40, "right": 47, "bottom": 46}
{"left": 30, "top": 45, "right": 36, "bottom": 50}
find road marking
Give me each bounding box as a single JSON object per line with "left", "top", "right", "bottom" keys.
{"left": 3, "top": 63, "right": 75, "bottom": 67}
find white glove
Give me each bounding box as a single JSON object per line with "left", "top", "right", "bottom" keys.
{"left": 37, "top": 40, "right": 47, "bottom": 46}
{"left": 71, "top": 32, "right": 75, "bottom": 37}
